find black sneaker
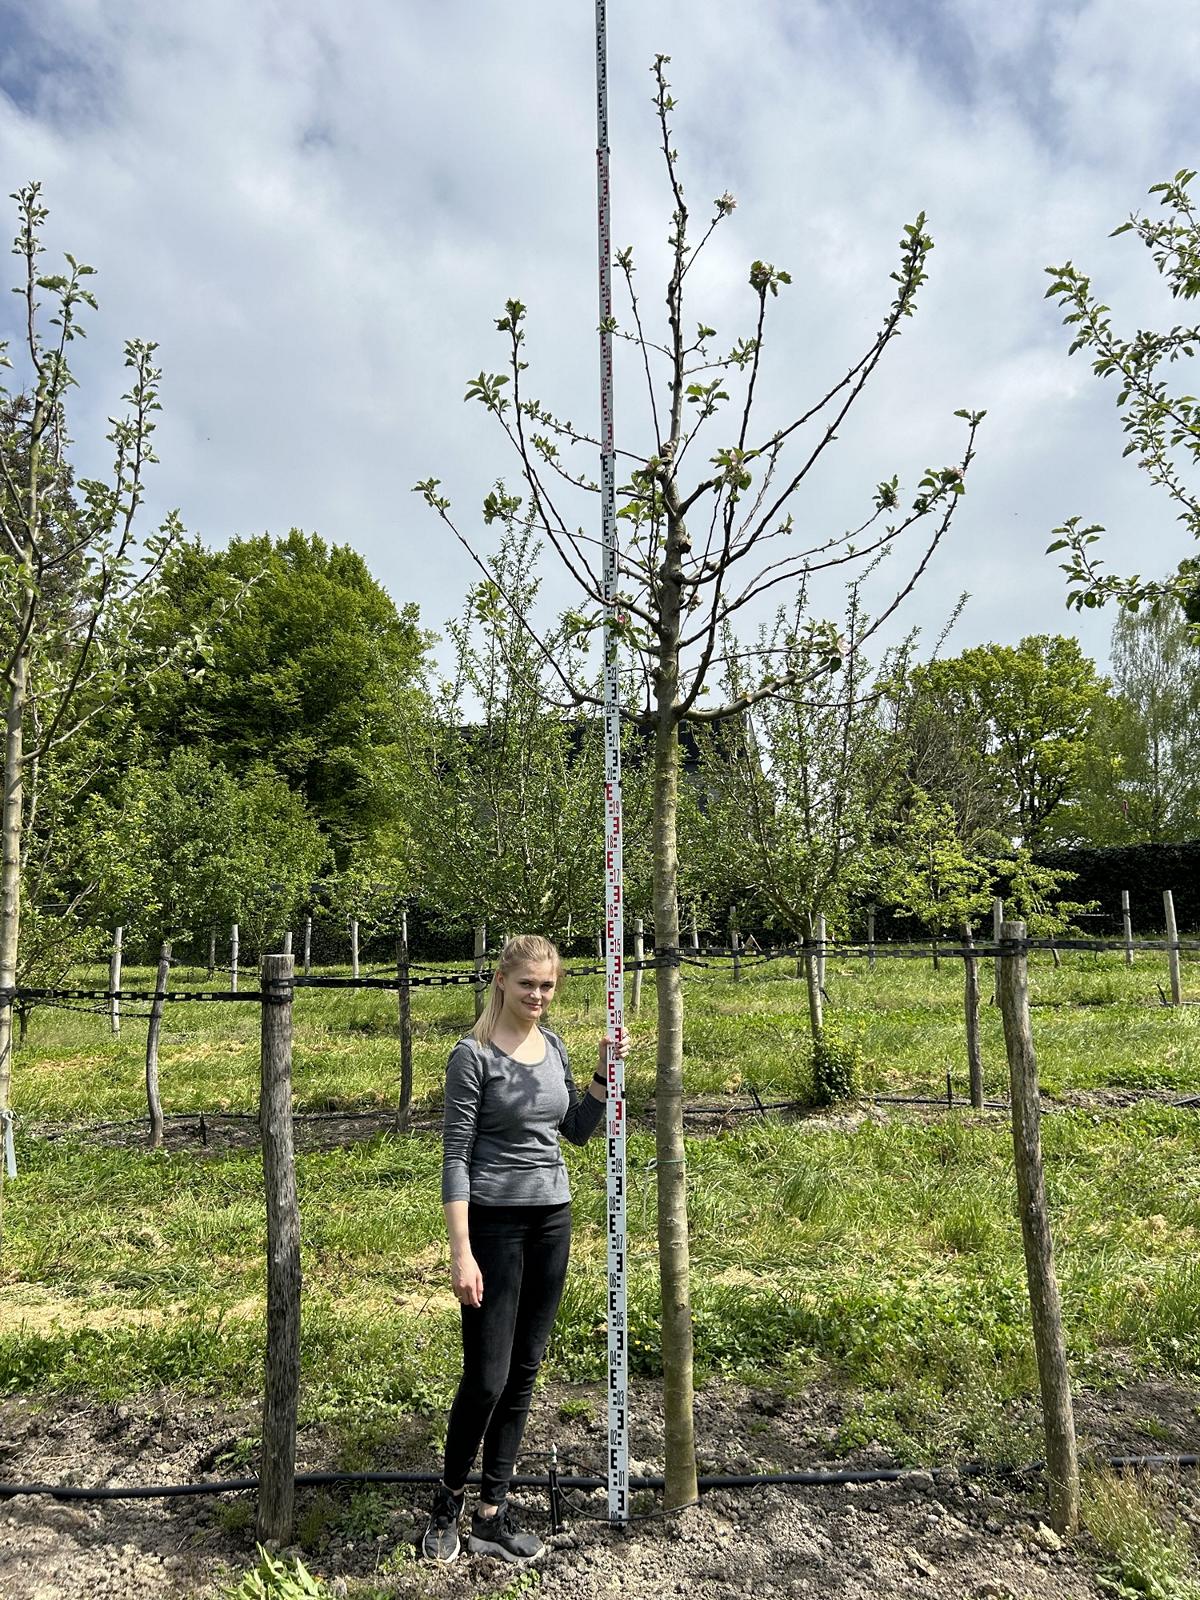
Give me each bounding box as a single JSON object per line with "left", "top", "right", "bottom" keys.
{"left": 468, "top": 1501, "right": 544, "bottom": 1563}
{"left": 421, "top": 1482, "right": 464, "bottom": 1563}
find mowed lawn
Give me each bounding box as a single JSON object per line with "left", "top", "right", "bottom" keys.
{"left": 1, "top": 945, "right": 1197, "bottom": 1464}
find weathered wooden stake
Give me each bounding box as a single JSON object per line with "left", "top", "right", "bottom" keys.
{"left": 595, "top": 925, "right": 604, "bottom": 961}
{"left": 282, "top": 930, "right": 293, "bottom": 956}
{"left": 350, "top": 918, "right": 360, "bottom": 981}
{"left": 730, "top": 920, "right": 741, "bottom": 983}
{"left": 1121, "top": 890, "right": 1133, "bottom": 969}
{"left": 257, "top": 952, "right": 300, "bottom": 1547}
{"left": 231, "top": 923, "right": 240, "bottom": 994}
{"left": 396, "top": 911, "right": 412, "bottom": 1131}
{"left": 110, "top": 926, "right": 123, "bottom": 1037}
{"left": 963, "top": 921, "right": 983, "bottom": 1110}
{"left": 145, "top": 940, "right": 171, "bottom": 1149}
{"left": 474, "top": 922, "right": 487, "bottom": 1021}
{"left": 690, "top": 913, "right": 700, "bottom": 954}
{"left": 992, "top": 896, "right": 1003, "bottom": 1004}
{"left": 816, "top": 912, "right": 827, "bottom": 994}
{"left": 997, "top": 918, "right": 1079, "bottom": 1535}
{"left": 632, "top": 918, "right": 644, "bottom": 1014}
{"left": 1164, "top": 889, "right": 1182, "bottom": 1006}
{"left": 866, "top": 905, "right": 876, "bottom": 972}
{"left": 207, "top": 926, "right": 216, "bottom": 979}
{"left": 303, "top": 915, "right": 312, "bottom": 977}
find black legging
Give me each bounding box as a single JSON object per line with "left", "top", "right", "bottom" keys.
{"left": 443, "top": 1201, "right": 572, "bottom": 1506}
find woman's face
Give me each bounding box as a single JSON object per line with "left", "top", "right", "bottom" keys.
{"left": 498, "top": 960, "right": 558, "bottom": 1024}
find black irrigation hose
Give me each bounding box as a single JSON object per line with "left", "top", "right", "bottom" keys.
{"left": 2, "top": 1455, "right": 1196, "bottom": 1504}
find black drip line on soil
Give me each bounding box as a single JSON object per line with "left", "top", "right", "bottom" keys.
{"left": 0, "top": 1453, "right": 1196, "bottom": 1509}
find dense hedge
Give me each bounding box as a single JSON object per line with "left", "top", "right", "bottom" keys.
{"left": 1034, "top": 842, "right": 1200, "bottom": 934}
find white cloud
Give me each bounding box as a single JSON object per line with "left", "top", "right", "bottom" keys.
{"left": 0, "top": 0, "right": 1196, "bottom": 672}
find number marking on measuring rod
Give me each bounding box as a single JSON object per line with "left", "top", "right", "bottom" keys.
{"left": 594, "top": 0, "right": 628, "bottom": 1529}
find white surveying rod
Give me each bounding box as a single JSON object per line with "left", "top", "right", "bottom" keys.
{"left": 594, "top": 0, "right": 628, "bottom": 1528}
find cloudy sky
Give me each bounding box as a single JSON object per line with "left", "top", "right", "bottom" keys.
{"left": 1, "top": 0, "right": 1198, "bottom": 674}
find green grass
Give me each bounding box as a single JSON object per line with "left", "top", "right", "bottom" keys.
{"left": 2, "top": 948, "right": 1198, "bottom": 1464}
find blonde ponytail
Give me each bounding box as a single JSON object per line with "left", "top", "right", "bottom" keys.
{"left": 470, "top": 933, "right": 564, "bottom": 1045}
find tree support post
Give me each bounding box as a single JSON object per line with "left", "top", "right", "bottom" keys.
{"left": 963, "top": 921, "right": 982, "bottom": 1110}
{"left": 1164, "top": 890, "right": 1182, "bottom": 1005}
{"left": 815, "top": 912, "right": 826, "bottom": 995}
{"left": 350, "top": 919, "right": 360, "bottom": 982}
{"left": 803, "top": 935, "right": 824, "bottom": 1041}
{"left": 231, "top": 923, "right": 239, "bottom": 994}
{"left": 206, "top": 926, "right": 216, "bottom": 979}
{"left": 1121, "top": 890, "right": 1133, "bottom": 969}
{"left": 396, "top": 911, "right": 413, "bottom": 1131}
{"left": 991, "top": 896, "right": 1003, "bottom": 1004}
{"left": 632, "top": 917, "right": 644, "bottom": 1014}
{"left": 145, "top": 940, "right": 171, "bottom": 1149}
{"left": 474, "top": 922, "right": 487, "bottom": 1021}
{"left": 997, "top": 918, "right": 1079, "bottom": 1535}
{"left": 303, "top": 915, "right": 312, "bottom": 978}
{"left": 258, "top": 952, "right": 300, "bottom": 1547}
{"left": 866, "top": 905, "right": 876, "bottom": 973}
{"left": 730, "top": 920, "right": 741, "bottom": 983}
{"left": 110, "top": 926, "right": 123, "bottom": 1037}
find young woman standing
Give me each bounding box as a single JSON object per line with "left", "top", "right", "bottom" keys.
{"left": 422, "top": 933, "right": 628, "bottom": 1564}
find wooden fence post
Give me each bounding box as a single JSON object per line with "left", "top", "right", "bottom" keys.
{"left": 816, "top": 912, "right": 827, "bottom": 994}
{"left": 145, "top": 940, "right": 171, "bottom": 1150}
{"left": 231, "top": 923, "right": 239, "bottom": 994}
{"left": 282, "top": 930, "right": 293, "bottom": 956}
{"left": 1121, "top": 890, "right": 1133, "bottom": 969}
{"left": 867, "top": 905, "right": 876, "bottom": 972}
{"left": 397, "top": 911, "right": 413, "bottom": 1131}
{"left": 110, "top": 926, "right": 123, "bottom": 1037}
{"left": 1164, "top": 889, "right": 1182, "bottom": 1006}
{"left": 992, "top": 896, "right": 1003, "bottom": 1004}
{"left": 997, "top": 918, "right": 1079, "bottom": 1535}
{"left": 350, "top": 918, "right": 360, "bottom": 981}
{"left": 731, "top": 920, "right": 741, "bottom": 983}
{"left": 258, "top": 952, "right": 300, "bottom": 1547}
{"left": 963, "top": 921, "right": 982, "bottom": 1110}
{"left": 207, "top": 926, "right": 216, "bottom": 979}
{"left": 474, "top": 922, "right": 487, "bottom": 1021}
{"left": 303, "top": 915, "right": 312, "bottom": 977}
{"left": 632, "top": 918, "right": 644, "bottom": 1014}
{"left": 690, "top": 913, "right": 700, "bottom": 955}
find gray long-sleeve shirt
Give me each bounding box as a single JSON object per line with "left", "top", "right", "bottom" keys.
{"left": 441, "top": 1028, "right": 605, "bottom": 1206}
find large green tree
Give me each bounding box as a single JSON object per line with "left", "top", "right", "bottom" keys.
{"left": 911, "top": 637, "right": 1108, "bottom": 849}
{"left": 125, "top": 530, "right": 428, "bottom": 863}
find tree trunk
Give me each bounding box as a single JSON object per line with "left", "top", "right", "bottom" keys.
{"left": 396, "top": 912, "right": 412, "bottom": 1131}
{"left": 207, "top": 926, "right": 216, "bottom": 979}
{"left": 0, "top": 620, "right": 31, "bottom": 1117}
{"left": 815, "top": 911, "right": 827, "bottom": 994}
{"left": 110, "top": 926, "right": 124, "bottom": 1037}
{"left": 145, "top": 940, "right": 171, "bottom": 1149}
{"left": 963, "top": 921, "right": 983, "bottom": 1109}
{"left": 632, "top": 917, "right": 644, "bottom": 1014}
{"left": 652, "top": 703, "right": 697, "bottom": 1509}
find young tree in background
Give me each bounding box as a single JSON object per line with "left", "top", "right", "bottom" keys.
{"left": 1075, "top": 601, "right": 1200, "bottom": 844}
{"left": 400, "top": 530, "right": 607, "bottom": 940}
{"left": 416, "top": 60, "right": 982, "bottom": 1501}
{"left": 1046, "top": 171, "right": 1200, "bottom": 621}
{"left": 0, "top": 184, "right": 187, "bottom": 1115}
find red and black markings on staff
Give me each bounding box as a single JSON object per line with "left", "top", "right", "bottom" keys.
{"left": 594, "top": 0, "right": 628, "bottom": 1529}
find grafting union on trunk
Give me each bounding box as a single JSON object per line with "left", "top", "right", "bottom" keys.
{"left": 415, "top": 55, "right": 982, "bottom": 1505}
